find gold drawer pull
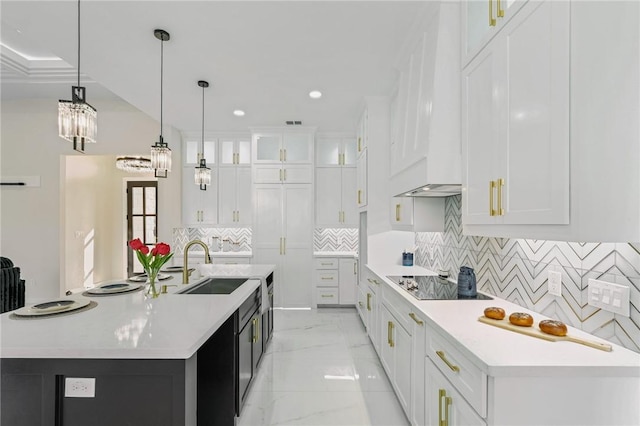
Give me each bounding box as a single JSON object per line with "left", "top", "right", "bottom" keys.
{"left": 489, "top": 180, "right": 497, "bottom": 216}
{"left": 357, "top": 189, "right": 362, "bottom": 204}
{"left": 358, "top": 301, "right": 364, "bottom": 308}
{"left": 489, "top": 0, "right": 496, "bottom": 26}
{"left": 321, "top": 294, "right": 334, "bottom": 298}
{"left": 409, "top": 313, "right": 424, "bottom": 325}
{"left": 395, "top": 204, "right": 400, "bottom": 222}
{"left": 436, "top": 350, "right": 460, "bottom": 372}
{"left": 321, "top": 262, "right": 332, "bottom": 266}
{"left": 321, "top": 277, "right": 334, "bottom": 280}
{"left": 372, "top": 279, "right": 380, "bottom": 285}
{"left": 438, "top": 389, "right": 452, "bottom": 426}
{"left": 388, "top": 321, "right": 394, "bottom": 347}
{"left": 497, "top": 178, "right": 505, "bottom": 216}
{"left": 497, "top": 0, "right": 504, "bottom": 17}
{"left": 367, "top": 293, "right": 371, "bottom": 311}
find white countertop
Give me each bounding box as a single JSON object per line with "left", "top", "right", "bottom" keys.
{"left": 0, "top": 264, "right": 274, "bottom": 360}
{"left": 313, "top": 251, "right": 358, "bottom": 258}
{"left": 366, "top": 264, "right": 640, "bottom": 377}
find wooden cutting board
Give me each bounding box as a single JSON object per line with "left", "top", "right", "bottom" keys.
{"left": 478, "top": 316, "right": 613, "bottom": 352}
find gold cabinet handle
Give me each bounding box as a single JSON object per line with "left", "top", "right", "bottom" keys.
{"left": 252, "top": 318, "right": 258, "bottom": 343}
{"left": 367, "top": 293, "right": 371, "bottom": 311}
{"left": 489, "top": 180, "right": 497, "bottom": 216}
{"left": 279, "top": 237, "right": 283, "bottom": 255}
{"left": 283, "top": 237, "right": 286, "bottom": 255}
{"left": 358, "top": 301, "right": 364, "bottom": 308}
{"left": 372, "top": 279, "right": 380, "bottom": 285}
{"left": 357, "top": 137, "right": 361, "bottom": 152}
{"left": 438, "top": 389, "right": 452, "bottom": 426}
{"left": 489, "top": 0, "right": 496, "bottom": 26}
{"left": 395, "top": 204, "right": 401, "bottom": 222}
{"left": 353, "top": 262, "right": 357, "bottom": 275}
{"left": 388, "top": 321, "right": 394, "bottom": 347}
{"left": 284, "top": 149, "right": 287, "bottom": 162}
{"left": 321, "top": 277, "right": 334, "bottom": 280}
{"left": 320, "top": 262, "right": 332, "bottom": 266}
{"left": 436, "top": 350, "right": 460, "bottom": 373}
{"left": 497, "top": 178, "right": 505, "bottom": 216}
{"left": 321, "top": 294, "right": 334, "bottom": 298}
{"left": 279, "top": 169, "right": 283, "bottom": 181}
{"left": 357, "top": 189, "right": 362, "bottom": 204}
{"left": 497, "top": 0, "right": 504, "bottom": 17}
{"left": 409, "top": 313, "right": 424, "bottom": 325}
{"left": 279, "top": 149, "right": 283, "bottom": 162}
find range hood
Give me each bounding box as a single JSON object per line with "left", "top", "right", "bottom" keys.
{"left": 389, "top": 2, "right": 461, "bottom": 198}
{"left": 400, "top": 184, "right": 461, "bottom": 197}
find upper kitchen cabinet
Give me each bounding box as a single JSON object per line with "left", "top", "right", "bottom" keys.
{"left": 219, "top": 167, "right": 252, "bottom": 227}
{"left": 316, "top": 135, "right": 358, "bottom": 227}
{"left": 462, "top": 0, "right": 528, "bottom": 66}
{"left": 357, "top": 111, "right": 368, "bottom": 156}
{"left": 388, "top": 2, "right": 462, "bottom": 198}
{"left": 182, "top": 167, "right": 218, "bottom": 226}
{"left": 316, "top": 137, "right": 357, "bottom": 167}
{"left": 463, "top": 0, "right": 640, "bottom": 242}
{"left": 220, "top": 137, "right": 251, "bottom": 165}
{"left": 252, "top": 129, "right": 313, "bottom": 164}
{"left": 183, "top": 136, "right": 217, "bottom": 166}
{"left": 463, "top": 0, "right": 570, "bottom": 226}
{"left": 252, "top": 128, "right": 315, "bottom": 184}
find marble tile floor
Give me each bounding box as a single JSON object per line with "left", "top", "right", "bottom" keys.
{"left": 237, "top": 308, "right": 410, "bottom": 426}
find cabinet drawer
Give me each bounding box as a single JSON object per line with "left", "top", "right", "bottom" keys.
{"left": 381, "top": 284, "right": 413, "bottom": 332}
{"left": 316, "top": 288, "right": 339, "bottom": 304}
{"left": 213, "top": 257, "right": 251, "bottom": 265}
{"left": 428, "top": 330, "right": 487, "bottom": 418}
{"left": 314, "top": 270, "right": 339, "bottom": 287}
{"left": 314, "top": 258, "right": 338, "bottom": 269}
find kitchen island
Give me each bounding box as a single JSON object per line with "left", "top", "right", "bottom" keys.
{"left": 0, "top": 264, "right": 275, "bottom": 426}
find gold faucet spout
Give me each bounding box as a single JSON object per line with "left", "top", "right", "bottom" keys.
{"left": 183, "top": 239, "right": 211, "bottom": 284}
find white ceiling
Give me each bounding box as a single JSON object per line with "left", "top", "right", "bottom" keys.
{"left": 0, "top": 1, "right": 429, "bottom": 133}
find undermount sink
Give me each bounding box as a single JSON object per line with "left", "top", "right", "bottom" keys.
{"left": 178, "top": 278, "right": 248, "bottom": 295}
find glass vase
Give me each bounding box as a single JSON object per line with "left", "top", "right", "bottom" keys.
{"left": 145, "top": 269, "right": 160, "bottom": 298}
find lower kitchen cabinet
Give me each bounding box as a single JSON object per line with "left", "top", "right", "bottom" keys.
{"left": 262, "top": 273, "right": 274, "bottom": 351}
{"left": 364, "top": 272, "right": 381, "bottom": 354}
{"left": 356, "top": 282, "right": 368, "bottom": 327}
{"left": 426, "top": 358, "right": 486, "bottom": 426}
{"left": 236, "top": 288, "right": 263, "bottom": 416}
{"left": 380, "top": 304, "right": 412, "bottom": 415}
{"left": 313, "top": 257, "right": 357, "bottom": 306}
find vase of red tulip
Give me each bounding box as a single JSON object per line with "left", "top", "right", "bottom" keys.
{"left": 128, "top": 238, "right": 173, "bottom": 298}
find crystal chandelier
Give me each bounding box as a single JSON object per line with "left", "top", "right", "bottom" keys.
{"left": 115, "top": 156, "right": 153, "bottom": 173}
{"left": 194, "top": 80, "right": 211, "bottom": 190}
{"left": 58, "top": 0, "right": 97, "bottom": 153}
{"left": 150, "top": 29, "right": 172, "bottom": 178}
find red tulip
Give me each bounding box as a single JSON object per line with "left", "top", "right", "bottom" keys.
{"left": 139, "top": 245, "right": 150, "bottom": 255}
{"left": 129, "top": 238, "right": 144, "bottom": 250}
{"left": 155, "top": 242, "right": 171, "bottom": 255}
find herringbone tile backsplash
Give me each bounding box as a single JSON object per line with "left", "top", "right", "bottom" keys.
{"left": 314, "top": 228, "right": 359, "bottom": 252}
{"left": 173, "top": 228, "right": 252, "bottom": 254}
{"left": 415, "top": 195, "right": 640, "bottom": 353}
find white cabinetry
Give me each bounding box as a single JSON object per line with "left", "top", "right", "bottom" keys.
{"left": 219, "top": 167, "right": 251, "bottom": 226}
{"left": 462, "top": 0, "right": 570, "bottom": 227}
{"left": 425, "top": 359, "right": 486, "bottom": 426}
{"left": 380, "top": 304, "right": 411, "bottom": 414}
{"left": 316, "top": 168, "right": 357, "bottom": 227}
{"left": 220, "top": 138, "right": 250, "bottom": 165}
{"left": 253, "top": 183, "right": 313, "bottom": 308}
{"left": 182, "top": 167, "right": 218, "bottom": 226}
{"left": 390, "top": 197, "right": 414, "bottom": 228}
{"left": 356, "top": 149, "right": 367, "bottom": 210}
{"left": 462, "top": 0, "right": 528, "bottom": 66}
{"left": 316, "top": 136, "right": 357, "bottom": 167}
{"left": 313, "top": 257, "right": 357, "bottom": 306}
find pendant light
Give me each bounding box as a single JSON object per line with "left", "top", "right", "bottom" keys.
{"left": 194, "top": 80, "right": 211, "bottom": 190}
{"left": 58, "top": 0, "right": 97, "bottom": 153}
{"left": 150, "top": 29, "right": 172, "bottom": 178}
{"left": 115, "top": 156, "right": 152, "bottom": 173}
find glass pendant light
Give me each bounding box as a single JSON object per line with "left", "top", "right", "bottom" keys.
{"left": 58, "top": 0, "right": 97, "bottom": 153}
{"left": 150, "top": 29, "right": 172, "bottom": 178}
{"left": 194, "top": 80, "right": 211, "bottom": 190}
{"left": 115, "top": 156, "right": 152, "bottom": 173}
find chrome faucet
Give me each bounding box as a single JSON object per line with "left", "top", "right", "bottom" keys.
{"left": 183, "top": 239, "right": 211, "bottom": 284}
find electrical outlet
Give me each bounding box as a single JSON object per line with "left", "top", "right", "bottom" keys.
{"left": 65, "top": 378, "right": 96, "bottom": 398}
{"left": 547, "top": 270, "right": 562, "bottom": 297}
{"left": 588, "top": 279, "right": 630, "bottom": 316}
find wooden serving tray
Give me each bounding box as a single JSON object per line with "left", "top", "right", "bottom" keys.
{"left": 478, "top": 316, "right": 612, "bottom": 352}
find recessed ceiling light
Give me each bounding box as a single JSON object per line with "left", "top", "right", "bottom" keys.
{"left": 309, "top": 90, "right": 322, "bottom": 99}
{"left": 233, "top": 110, "right": 245, "bottom": 117}
{"left": 422, "top": 187, "right": 430, "bottom": 191}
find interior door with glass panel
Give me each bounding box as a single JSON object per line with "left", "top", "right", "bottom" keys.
{"left": 127, "top": 181, "right": 158, "bottom": 276}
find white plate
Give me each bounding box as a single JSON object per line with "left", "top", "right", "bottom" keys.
{"left": 14, "top": 297, "right": 91, "bottom": 317}
{"left": 87, "top": 282, "right": 141, "bottom": 295}
{"left": 128, "top": 273, "right": 171, "bottom": 282}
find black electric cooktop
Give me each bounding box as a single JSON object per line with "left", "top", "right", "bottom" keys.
{"left": 386, "top": 275, "right": 493, "bottom": 301}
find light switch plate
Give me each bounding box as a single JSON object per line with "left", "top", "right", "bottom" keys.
{"left": 588, "top": 279, "right": 630, "bottom": 316}
{"left": 548, "top": 270, "right": 562, "bottom": 297}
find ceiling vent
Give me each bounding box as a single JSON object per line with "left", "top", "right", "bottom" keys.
{"left": 285, "top": 120, "right": 302, "bottom": 126}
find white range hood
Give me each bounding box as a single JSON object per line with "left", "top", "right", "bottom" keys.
{"left": 389, "top": 2, "right": 461, "bottom": 198}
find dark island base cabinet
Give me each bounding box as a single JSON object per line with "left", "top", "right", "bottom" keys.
{"left": 1, "top": 315, "right": 237, "bottom": 426}
{"left": 262, "top": 272, "right": 275, "bottom": 350}
{"left": 236, "top": 286, "right": 263, "bottom": 416}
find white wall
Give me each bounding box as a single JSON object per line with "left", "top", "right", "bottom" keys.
{"left": 1, "top": 98, "right": 182, "bottom": 301}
